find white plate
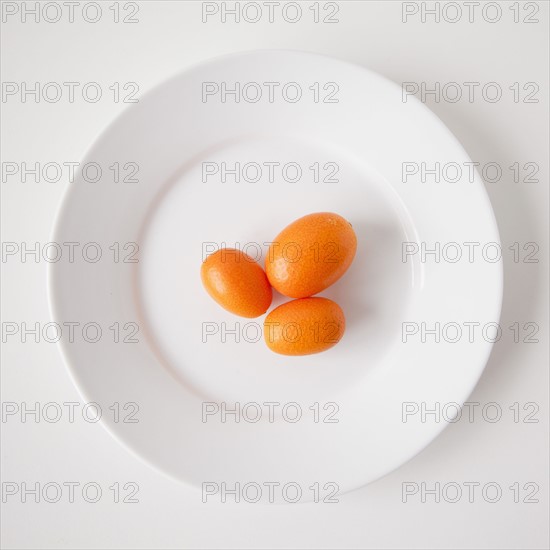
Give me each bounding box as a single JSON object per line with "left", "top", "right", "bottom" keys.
{"left": 49, "top": 50, "right": 502, "bottom": 498}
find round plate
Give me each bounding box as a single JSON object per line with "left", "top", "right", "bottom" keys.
{"left": 49, "top": 50, "right": 502, "bottom": 498}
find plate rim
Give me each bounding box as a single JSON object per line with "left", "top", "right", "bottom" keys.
{"left": 47, "top": 48, "right": 504, "bottom": 495}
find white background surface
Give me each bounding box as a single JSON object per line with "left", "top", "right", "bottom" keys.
{"left": 1, "top": 1, "right": 549, "bottom": 549}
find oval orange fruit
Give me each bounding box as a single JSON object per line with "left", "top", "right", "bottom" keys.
{"left": 265, "top": 212, "right": 357, "bottom": 298}
{"left": 264, "top": 297, "right": 345, "bottom": 355}
{"left": 201, "top": 248, "right": 272, "bottom": 318}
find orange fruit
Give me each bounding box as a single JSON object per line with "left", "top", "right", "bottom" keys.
{"left": 265, "top": 212, "right": 357, "bottom": 298}
{"left": 201, "top": 248, "right": 272, "bottom": 318}
{"left": 264, "top": 297, "right": 345, "bottom": 356}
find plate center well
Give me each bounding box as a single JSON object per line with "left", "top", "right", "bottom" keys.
{"left": 137, "top": 135, "right": 414, "bottom": 404}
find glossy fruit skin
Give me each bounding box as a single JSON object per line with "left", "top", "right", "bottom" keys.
{"left": 265, "top": 212, "right": 357, "bottom": 298}
{"left": 201, "top": 248, "right": 272, "bottom": 318}
{"left": 264, "top": 297, "right": 345, "bottom": 356}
